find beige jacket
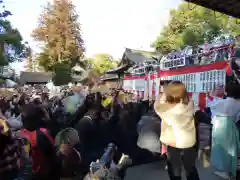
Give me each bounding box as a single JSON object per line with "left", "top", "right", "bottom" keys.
{"left": 155, "top": 96, "right": 196, "bottom": 149}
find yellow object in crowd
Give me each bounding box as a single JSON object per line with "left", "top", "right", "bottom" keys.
{"left": 101, "top": 96, "right": 113, "bottom": 107}
{"left": 117, "top": 93, "right": 125, "bottom": 103}
{"left": 23, "top": 140, "right": 31, "bottom": 153}
{"left": 0, "top": 119, "right": 9, "bottom": 136}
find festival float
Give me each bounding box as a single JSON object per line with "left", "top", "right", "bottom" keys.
{"left": 122, "top": 36, "right": 238, "bottom": 110}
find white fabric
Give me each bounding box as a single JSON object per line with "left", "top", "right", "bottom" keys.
{"left": 155, "top": 95, "right": 196, "bottom": 149}
{"left": 211, "top": 97, "right": 240, "bottom": 119}
{"left": 6, "top": 115, "right": 22, "bottom": 129}
{"left": 207, "top": 96, "right": 224, "bottom": 118}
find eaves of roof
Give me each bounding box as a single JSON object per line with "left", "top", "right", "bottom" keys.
{"left": 184, "top": 0, "right": 240, "bottom": 18}
{"left": 105, "top": 64, "right": 129, "bottom": 74}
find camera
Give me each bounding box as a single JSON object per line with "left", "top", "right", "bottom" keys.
{"left": 89, "top": 143, "right": 117, "bottom": 174}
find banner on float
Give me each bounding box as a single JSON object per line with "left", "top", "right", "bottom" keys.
{"left": 134, "top": 79, "right": 145, "bottom": 91}
{"left": 123, "top": 79, "right": 133, "bottom": 90}
{"left": 155, "top": 78, "right": 160, "bottom": 99}
{"left": 161, "top": 69, "right": 226, "bottom": 92}
{"left": 148, "top": 74, "right": 153, "bottom": 99}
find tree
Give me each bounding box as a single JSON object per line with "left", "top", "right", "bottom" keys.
{"left": 25, "top": 47, "right": 34, "bottom": 72}
{"left": 86, "top": 53, "right": 118, "bottom": 75}
{"left": 52, "top": 63, "right": 72, "bottom": 86}
{"left": 32, "top": 0, "right": 85, "bottom": 72}
{"left": 152, "top": 2, "right": 240, "bottom": 54}
{"left": 0, "top": 1, "right": 27, "bottom": 65}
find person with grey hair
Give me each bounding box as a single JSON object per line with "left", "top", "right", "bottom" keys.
{"left": 137, "top": 115, "right": 161, "bottom": 154}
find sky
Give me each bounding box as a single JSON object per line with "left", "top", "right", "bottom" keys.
{"left": 4, "top": 0, "right": 181, "bottom": 73}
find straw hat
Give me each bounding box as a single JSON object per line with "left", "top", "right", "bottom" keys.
{"left": 55, "top": 128, "right": 80, "bottom": 147}
{"left": 0, "top": 88, "right": 18, "bottom": 99}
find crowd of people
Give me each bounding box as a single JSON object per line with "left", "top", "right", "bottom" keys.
{"left": 0, "top": 86, "right": 161, "bottom": 180}
{"left": 0, "top": 81, "right": 240, "bottom": 180}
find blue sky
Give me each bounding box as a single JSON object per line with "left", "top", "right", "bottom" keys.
{"left": 5, "top": 0, "right": 181, "bottom": 73}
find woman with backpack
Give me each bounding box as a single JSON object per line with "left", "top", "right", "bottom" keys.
{"left": 20, "top": 104, "right": 60, "bottom": 180}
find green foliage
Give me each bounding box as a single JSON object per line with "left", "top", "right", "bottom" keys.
{"left": 152, "top": 2, "right": 240, "bottom": 55}
{"left": 35, "top": 48, "right": 53, "bottom": 72}
{"left": 52, "top": 63, "right": 72, "bottom": 86}
{"left": 25, "top": 47, "right": 34, "bottom": 72}
{"left": 32, "top": 0, "right": 85, "bottom": 72}
{"left": 0, "top": 78, "right": 5, "bottom": 84}
{"left": 0, "top": 1, "right": 27, "bottom": 65}
{"left": 86, "top": 53, "right": 118, "bottom": 75}
{"left": 0, "top": 20, "right": 27, "bottom": 65}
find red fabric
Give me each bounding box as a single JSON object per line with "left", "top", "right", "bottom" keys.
{"left": 226, "top": 63, "right": 231, "bottom": 76}
{"left": 161, "top": 144, "right": 167, "bottom": 155}
{"left": 124, "top": 61, "right": 228, "bottom": 80}
{"left": 199, "top": 93, "right": 207, "bottom": 111}
{"left": 124, "top": 76, "right": 145, "bottom": 80}
{"left": 157, "top": 61, "right": 228, "bottom": 77}
{"left": 20, "top": 128, "right": 54, "bottom": 173}
{"left": 188, "top": 92, "right": 193, "bottom": 98}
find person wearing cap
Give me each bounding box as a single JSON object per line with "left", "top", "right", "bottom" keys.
{"left": 0, "top": 119, "right": 23, "bottom": 180}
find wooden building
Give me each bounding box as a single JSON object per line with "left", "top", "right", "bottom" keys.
{"left": 104, "top": 48, "right": 160, "bottom": 88}
{"left": 20, "top": 71, "right": 53, "bottom": 85}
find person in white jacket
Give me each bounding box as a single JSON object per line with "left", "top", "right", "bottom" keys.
{"left": 154, "top": 81, "right": 199, "bottom": 180}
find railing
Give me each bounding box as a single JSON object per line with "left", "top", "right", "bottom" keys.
{"left": 128, "top": 45, "right": 233, "bottom": 75}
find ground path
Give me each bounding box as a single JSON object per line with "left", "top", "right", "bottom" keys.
{"left": 125, "top": 160, "right": 222, "bottom": 180}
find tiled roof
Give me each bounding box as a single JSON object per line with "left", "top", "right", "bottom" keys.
{"left": 100, "top": 74, "right": 118, "bottom": 81}
{"left": 184, "top": 0, "right": 240, "bottom": 18}
{"left": 122, "top": 48, "right": 160, "bottom": 65}
{"left": 75, "top": 70, "right": 99, "bottom": 84}
{"left": 104, "top": 64, "right": 129, "bottom": 74}
{"left": 20, "top": 71, "right": 53, "bottom": 84}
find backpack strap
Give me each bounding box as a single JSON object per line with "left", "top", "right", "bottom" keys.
{"left": 36, "top": 128, "right": 56, "bottom": 158}
{"left": 37, "top": 128, "right": 55, "bottom": 145}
